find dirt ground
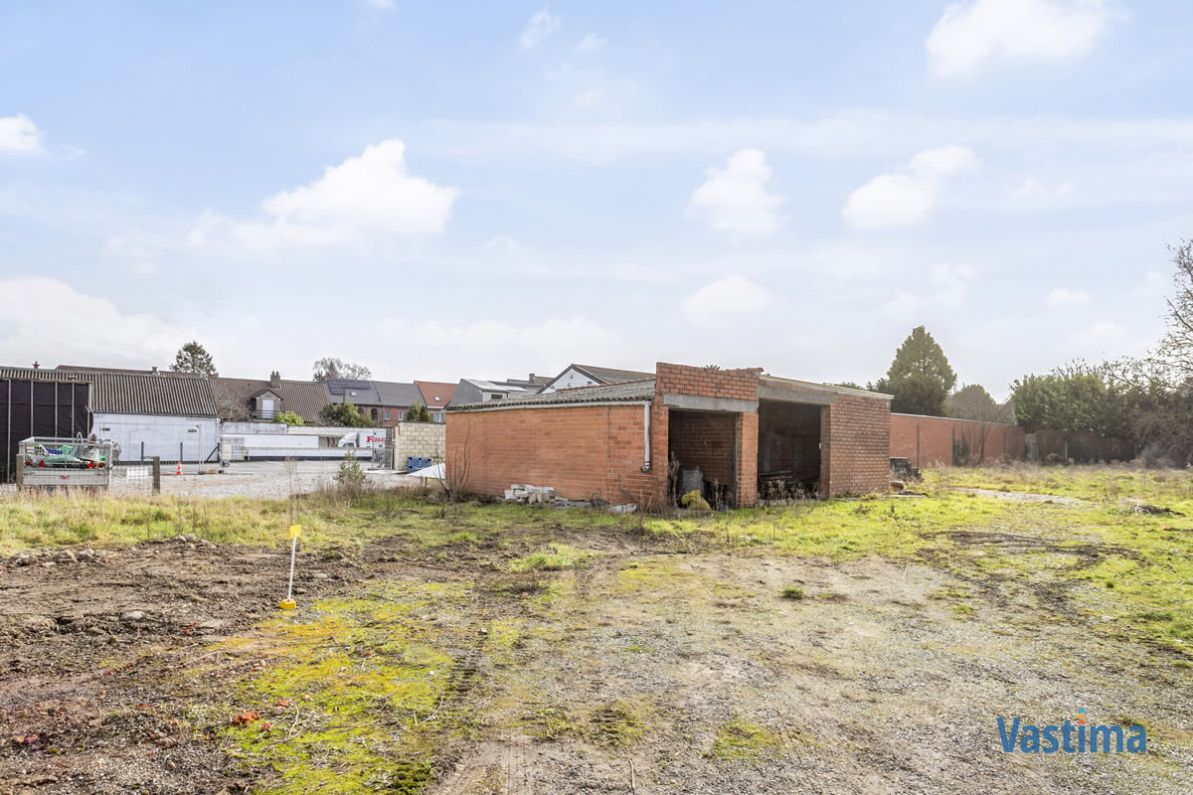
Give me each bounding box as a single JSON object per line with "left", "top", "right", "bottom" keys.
{"left": 3, "top": 503, "right": 1191, "bottom": 795}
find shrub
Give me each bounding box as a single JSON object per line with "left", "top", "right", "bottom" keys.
{"left": 334, "top": 453, "right": 366, "bottom": 498}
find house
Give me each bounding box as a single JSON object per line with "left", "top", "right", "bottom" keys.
{"left": 324, "top": 379, "right": 421, "bottom": 427}
{"left": 539, "top": 363, "right": 653, "bottom": 393}
{"left": 10, "top": 365, "right": 222, "bottom": 463}
{"left": 210, "top": 372, "right": 331, "bottom": 424}
{"left": 451, "top": 378, "right": 535, "bottom": 406}
{"left": 414, "top": 381, "right": 457, "bottom": 423}
{"left": 501, "top": 373, "right": 553, "bottom": 393}
{"left": 447, "top": 362, "right": 892, "bottom": 508}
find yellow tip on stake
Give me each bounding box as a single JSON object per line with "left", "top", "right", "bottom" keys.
{"left": 279, "top": 524, "right": 302, "bottom": 611}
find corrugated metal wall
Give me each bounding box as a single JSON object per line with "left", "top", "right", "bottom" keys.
{"left": 1, "top": 378, "right": 91, "bottom": 483}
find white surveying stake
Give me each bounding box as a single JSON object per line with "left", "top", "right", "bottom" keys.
{"left": 279, "top": 524, "right": 301, "bottom": 610}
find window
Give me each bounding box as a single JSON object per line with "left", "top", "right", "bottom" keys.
{"left": 370, "top": 408, "right": 378, "bottom": 421}
{"left": 383, "top": 410, "right": 391, "bottom": 421}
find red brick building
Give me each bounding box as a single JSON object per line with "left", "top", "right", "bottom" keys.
{"left": 446, "top": 362, "right": 892, "bottom": 508}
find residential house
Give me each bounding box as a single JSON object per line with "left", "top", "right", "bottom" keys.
{"left": 539, "top": 363, "right": 653, "bottom": 393}
{"left": 210, "top": 372, "right": 331, "bottom": 424}
{"left": 325, "top": 378, "right": 422, "bottom": 427}
{"left": 451, "top": 378, "right": 533, "bottom": 406}
{"left": 414, "top": 380, "right": 457, "bottom": 423}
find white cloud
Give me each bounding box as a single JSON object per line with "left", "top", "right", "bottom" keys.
{"left": 1069, "top": 319, "right": 1124, "bottom": 346}
{"left": 930, "top": 263, "right": 977, "bottom": 306}
{"left": 362, "top": 0, "right": 395, "bottom": 8}
{"left": 520, "top": 7, "right": 561, "bottom": 49}
{"left": 0, "top": 279, "right": 190, "bottom": 366}
{"left": 682, "top": 276, "right": 770, "bottom": 322}
{"left": 570, "top": 81, "right": 643, "bottom": 115}
{"left": 1132, "top": 270, "right": 1166, "bottom": 299}
{"left": 190, "top": 139, "right": 456, "bottom": 251}
{"left": 881, "top": 290, "right": 921, "bottom": 321}
{"left": 0, "top": 114, "right": 43, "bottom": 155}
{"left": 879, "top": 264, "right": 976, "bottom": 319}
{"left": 1047, "top": 286, "right": 1090, "bottom": 306}
{"left": 1011, "top": 178, "right": 1075, "bottom": 202}
{"left": 843, "top": 146, "right": 977, "bottom": 230}
{"left": 575, "top": 33, "right": 607, "bottom": 53}
{"left": 688, "top": 148, "right": 784, "bottom": 236}
{"left": 842, "top": 175, "right": 935, "bottom": 230}
{"left": 909, "top": 145, "right": 978, "bottom": 178}
{"left": 926, "top": 0, "right": 1114, "bottom": 77}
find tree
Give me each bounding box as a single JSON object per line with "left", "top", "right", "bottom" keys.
{"left": 404, "top": 400, "right": 432, "bottom": 422}
{"left": 1159, "top": 239, "right": 1193, "bottom": 374}
{"left": 319, "top": 402, "right": 370, "bottom": 427}
{"left": 947, "top": 384, "right": 1013, "bottom": 423}
{"left": 1010, "top": 361, "right": 1140, "bottom": 438}
{"left": 172, "top": 341, "right": 217, "bottom": 376}
{"left": 872, "top": 326, "right": 956, "bottom": 416}
{"left": 274, "top": 410, "right": 305, "bottom": 426}
{"left": 312, "top": 357, "right": 371, "bottom": 382}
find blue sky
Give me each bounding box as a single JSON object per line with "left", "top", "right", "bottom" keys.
{"left": 2, "top": 0, "right": 1191, "bottom": 397}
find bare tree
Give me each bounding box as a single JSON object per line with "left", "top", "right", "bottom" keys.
{"left": 312, "top": 357, "right": 372, "bottom": 382}
{"left": 1159, "top": 240, "right": 1193, "bottom": 374}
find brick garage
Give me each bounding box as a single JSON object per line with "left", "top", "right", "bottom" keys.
{"left": 447, "top": 363, "right": 892, "bottom": 508}
{"left": 890, "top": 413, "right": 1025, "bottom": 467}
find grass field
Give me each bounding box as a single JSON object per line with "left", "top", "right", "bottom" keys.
{"left": 2, "top": 465, "right": 1191, "bottom": 794}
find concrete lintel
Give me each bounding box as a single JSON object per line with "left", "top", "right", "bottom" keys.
{"left": 757, "top": 384, "right": 835, "bottom": 406}
{"left": 662, "top": 394, "right": 758, "bottom": 413}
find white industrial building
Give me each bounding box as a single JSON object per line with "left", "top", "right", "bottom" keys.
{"left": 53, "top": 366, "right": 220, "bottom": 463}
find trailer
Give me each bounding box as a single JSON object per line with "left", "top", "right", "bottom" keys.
{"left": 15, "top": 437, "right": 116, "bottom": 490}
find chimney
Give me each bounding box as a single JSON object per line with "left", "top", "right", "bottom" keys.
{"left": 270, "top": 371, "right": 281, "bottom": 388}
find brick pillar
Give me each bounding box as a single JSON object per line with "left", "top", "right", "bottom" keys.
{"left": 737, "top": 411, "right": 759, "bottom": 507}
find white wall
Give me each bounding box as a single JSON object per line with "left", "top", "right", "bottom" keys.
{"left": 541, "top": 367, "right": 598, "bottom": 393}
{"left": 92, "top": 413, "right": 219, "bottom": 463}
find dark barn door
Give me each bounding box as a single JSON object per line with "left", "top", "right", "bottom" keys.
{"left": 0, "top": 379, "right": 91, "bottom": 483}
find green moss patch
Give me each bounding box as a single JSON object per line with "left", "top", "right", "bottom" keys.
{"left": 218, "top": 581, "right": 471, "bottom": 794}
{"left": 708, "top": 717, "right": 783, "bottom": 760}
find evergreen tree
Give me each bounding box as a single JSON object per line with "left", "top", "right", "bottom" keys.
{"left": 404, "top": 400, "right": 432, "bottom": 422}
{"left": 872, "top": 326, "right": 956, "bottom": 416}
{"left": 171, "top": 341, "right": 217, "bottom": 376}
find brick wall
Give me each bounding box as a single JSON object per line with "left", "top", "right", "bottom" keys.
{"left": 446, "top": 403, "right": 665, "bottom": 506}
{"left": 821, "top": 395, "right": 891, "bottom": 495}
{"left": 655, "top": 363, "right": 761, "bottom": 507}
{"left": 668, "top": 410, "right": 736, "bottom": 494}
{"left": 655, "top": 362, "right": 761, "bottom": 401}
{"left": 890, "top": 413, "right": 1025, "bottom": 467}
{"left": 396, "top": 421, "right": 445, "bottom": 465}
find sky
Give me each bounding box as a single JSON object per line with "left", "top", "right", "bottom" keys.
{"left": 2, "top": 0, "right": 1191, "bottom": 399}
